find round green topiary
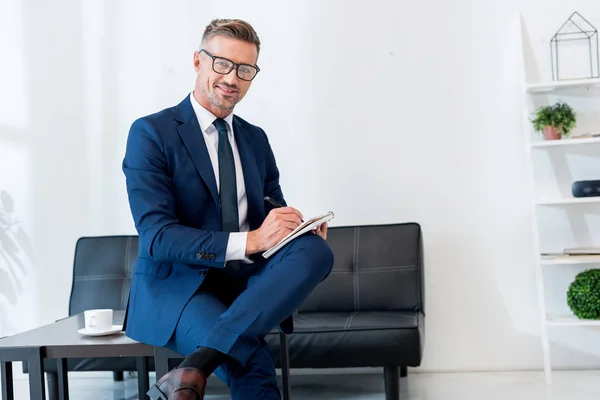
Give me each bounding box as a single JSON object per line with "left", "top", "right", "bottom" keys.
{"left": 567, "top": 269, "right": 600, "bottom": 319}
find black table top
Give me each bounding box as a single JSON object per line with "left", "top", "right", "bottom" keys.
{"left": 0, "top": 310, "right": 154, "bottom": 359}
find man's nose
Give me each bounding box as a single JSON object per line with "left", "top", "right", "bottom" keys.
{"left": 222, "top": 68, "right": 240, "bottom": 86}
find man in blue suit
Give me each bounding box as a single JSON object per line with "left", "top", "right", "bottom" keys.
{"left": 122, "top": 18, "right": 334, "bottom": 400}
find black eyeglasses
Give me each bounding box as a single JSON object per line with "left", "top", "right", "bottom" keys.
{"left": 200, "top": 49, "right": 260, "bottom": 81}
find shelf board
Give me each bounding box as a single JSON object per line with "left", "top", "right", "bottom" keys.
{"left": 530, "top": 137, "right": 600, "bottom": 148}
{"left": 526, "top": 78, "right": 600, "bottom": 93}
{"left": 546, "top": 315, "right": 600, "bottom": 327}
{"left": 536, "top": 197, "right": 600, "bottom": 206}
{"left": 541, "top": 255, "right": 600, "bottom": 265}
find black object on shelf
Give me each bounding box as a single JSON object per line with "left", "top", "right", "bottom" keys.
{"left": 550, "top": 11, "right": 599, "bottom": 81}
{"left": 572, "top": 179, "right": 600, "bottom": 197}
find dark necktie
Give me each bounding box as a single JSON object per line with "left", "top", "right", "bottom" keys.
{"left": 214, "top": 118, "right": 239, "bottom": 232}
{"left": 213, "top": 118, "right": 241, "bottom": 275}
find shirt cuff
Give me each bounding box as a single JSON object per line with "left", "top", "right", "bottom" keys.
{"left": 225, "top": 232, "right": 248, "bottom": 262}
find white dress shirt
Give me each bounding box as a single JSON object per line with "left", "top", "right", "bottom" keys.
{"left": 189, "top": 92, "right": 252, "bottom": 263}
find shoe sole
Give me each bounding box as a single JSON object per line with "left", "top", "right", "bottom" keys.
{"left": 147, "top": 384, "right": 167, "bottom": 400}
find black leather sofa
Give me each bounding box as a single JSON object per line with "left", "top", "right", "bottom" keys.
{"left": 34, "top": 222, "right": 425, "bottom": 400}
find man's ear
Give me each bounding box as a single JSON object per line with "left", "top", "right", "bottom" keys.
{"left": 193, "top": 51, "right": 202, "bottom": 72}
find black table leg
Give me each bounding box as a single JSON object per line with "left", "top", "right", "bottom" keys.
{"left": 27, "top": 348, "right": 46, "bottom": 400}
{"left": 136, "top": 356, "right": 149, "bottom": 399}
{"left": 154, "top": 347, "right": 170, "bottom": 380}
{"left": 57, "top": 358, "right": 69, "bottom": 400}
{"left": 1, "top": 361, "right": 14, "bottom": 400}
{"left": 279, "top": 332, "right": 291, "bottom": 400}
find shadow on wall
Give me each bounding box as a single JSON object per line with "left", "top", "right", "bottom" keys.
{"left": 0, "top": 190, "right": 34, "bottom": 308}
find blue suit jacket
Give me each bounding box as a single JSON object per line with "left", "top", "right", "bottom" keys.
{"left": 122, "top": 95, "right": 290, "bottom": 347}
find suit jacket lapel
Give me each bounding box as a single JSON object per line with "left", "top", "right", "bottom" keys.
{"left": 233, "top": 116, "right": 264, "bottom": 230}
{"left": 174, "top": 97, "right": 220, "bottom": 212}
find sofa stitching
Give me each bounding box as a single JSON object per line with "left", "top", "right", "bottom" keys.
{"left": 356, "top": 227, "right": 360, "bottom": 311}
{"left": 292, "top": 327, "right": 414, "bottom": 333}
{"left": 359, "top": 270, "right": 416, "bottom": 275}
{"left": 358, "top": 265, "right": 416, "bottom": 272}
{"left": 343, "top": 313, "right": 353, "bottom": 330}
{"left": 369, "top": 311, "right": 416, "bottom": 319}
{"left": 346, "top": 311, "right": 357, "bottom": 330}
{"left": 353, "top": 227, "right": 359, "bottom": 311}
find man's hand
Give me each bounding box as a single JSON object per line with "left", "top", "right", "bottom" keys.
{"left": 312, "top": 222, "right": 328, "bottom": 240}
{"left": 246, "top": 207, "right": 304, "bottom": 254}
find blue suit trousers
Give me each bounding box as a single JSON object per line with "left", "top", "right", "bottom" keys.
{"left": 165, "top": 233, "right": 334, "bottom": 399}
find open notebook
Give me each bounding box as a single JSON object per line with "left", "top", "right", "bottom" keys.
{"left": 262, "top": 211, "right": 335, "bottom": 259}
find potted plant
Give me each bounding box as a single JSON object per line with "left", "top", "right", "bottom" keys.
{"left": 531, "top": 102, "right": 577, "bottom": 140}
{"left": 567, "top": 269, "right": 600, "bottom": 320}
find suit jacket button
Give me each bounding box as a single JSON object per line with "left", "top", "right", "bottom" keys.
{"left": 196, "top": 252, "right": 202, "bottom": 259}
{"left": 199, "top": 270, "right": 206, "bottom": 276}
{"left": 210, "top": 254, "right": 216, "bottom": 260}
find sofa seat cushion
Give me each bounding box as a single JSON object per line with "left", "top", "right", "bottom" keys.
{"left": 266, "top": 311, "right": 424, "bottom": 369}
{"left": 293, "top": 311, "right": 418, "bottom": 332}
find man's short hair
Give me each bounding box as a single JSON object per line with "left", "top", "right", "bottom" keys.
{"left": 201, "top": 18, "right": 261, "bottom": 55}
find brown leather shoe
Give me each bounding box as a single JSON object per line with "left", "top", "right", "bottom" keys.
{"left": 147, "top": 367, "right": 207, "bottom": 400}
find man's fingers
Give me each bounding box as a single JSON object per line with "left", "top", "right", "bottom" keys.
{"left": 281, "top": 221, "right": 300, "bottom": 231}
{"left": 271, "top": 206, "right": 303, "bottom": 221}
{"left": 314, "top": 223, "right": 327, "bottom": 239}
{"left": 272, "top": 209, "right": 303, "bottom": 226}
{"left": 278, "top": 214, "right": 303, "bottom": 226}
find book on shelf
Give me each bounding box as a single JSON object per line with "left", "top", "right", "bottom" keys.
{"left": 541, "top": 247, "right": 600, "bottom": 260}
{"left": 571, "top": 132, "right": 600, "bottom": 139}
{"left": 563, "top": 246, "right": 600, "bottom": 255}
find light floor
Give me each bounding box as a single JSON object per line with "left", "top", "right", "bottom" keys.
{"left": 4, "top": 370, "right": 600, "bottom": 399}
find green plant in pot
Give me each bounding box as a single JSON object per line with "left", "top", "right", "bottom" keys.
{"left": 531, "top": 102, "right": 577, "bottom": 140}
{"left": 567, "top": 269, "right": 600, "bottom": 319}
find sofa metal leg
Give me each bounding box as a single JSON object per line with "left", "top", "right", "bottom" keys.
{"left": 384, "top": 366, "right": 400, "bottom": 400}
{"left": 400, "top": 366, "right": 407, "bottom": 378}
{"left": 113, "top": 371, "right": 124, "bottom": 381}
{"left": 47, "top": 371, "right": 59, "bottom": 400}
{"left": 279, "top": 332, "right": 292, "bottom": 400}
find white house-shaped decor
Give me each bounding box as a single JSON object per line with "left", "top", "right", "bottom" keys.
{"left": 550, "top": 11, "right": 599, "bottom": 81}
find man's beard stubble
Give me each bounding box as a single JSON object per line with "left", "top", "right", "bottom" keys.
{"left": 202, "top": 83, "right": 239, "bottom": 111}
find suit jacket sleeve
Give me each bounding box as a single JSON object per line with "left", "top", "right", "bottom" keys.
{"left": 262, "top": 128, "right": 287, "bottom": 210}
{"left": 122, "top": 117, "right": 229, "bottom": 268}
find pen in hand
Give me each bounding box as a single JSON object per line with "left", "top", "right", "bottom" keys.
{"left": 263, "top": 196, "right": 283, "bottom": 208}
{"left": 264, "top": 196, "right": 304, "bottom": 222}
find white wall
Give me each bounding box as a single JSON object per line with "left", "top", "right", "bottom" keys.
{"left": 1, "top": 0, "right": 600, "bottom": 372}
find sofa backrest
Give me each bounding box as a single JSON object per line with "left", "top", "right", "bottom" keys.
{"left": 68, "top": 222, "right": 424, "bottom": 316}
{"left": 297, "top": 223, "right": 424, "bottom": 314}
{"left": 68, "top": 235, "right": 137, "bottom": 316}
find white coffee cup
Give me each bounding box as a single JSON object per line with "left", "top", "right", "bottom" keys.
{"left": 84, "top": 309, "right": 113, "bottom": 333}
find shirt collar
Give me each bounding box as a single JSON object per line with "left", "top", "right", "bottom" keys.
{"left": 189, "top": 92, "right": 234, "bottom": 135}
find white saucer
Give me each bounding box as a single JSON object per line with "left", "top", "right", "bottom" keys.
{"left": 77, "top": 325, "right": 124, "bottom": 337}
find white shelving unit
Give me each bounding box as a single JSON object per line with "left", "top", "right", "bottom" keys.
{"left": 518, "top": 16, "right": 600, "bottom": 386}
{"left": 546, "top": 315, "right": 600, "bottom": 327}
{"left": 530, "top": 137, "right": 600, "bottom": 148}
{"left": 526, "top": 78, "right": 600, "bottom": 93}
{"left": 541, "top": 255, "right": 600, "bottom": 266}
{"left": 536, "top": 197, "right": 600, "bottom": 206}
